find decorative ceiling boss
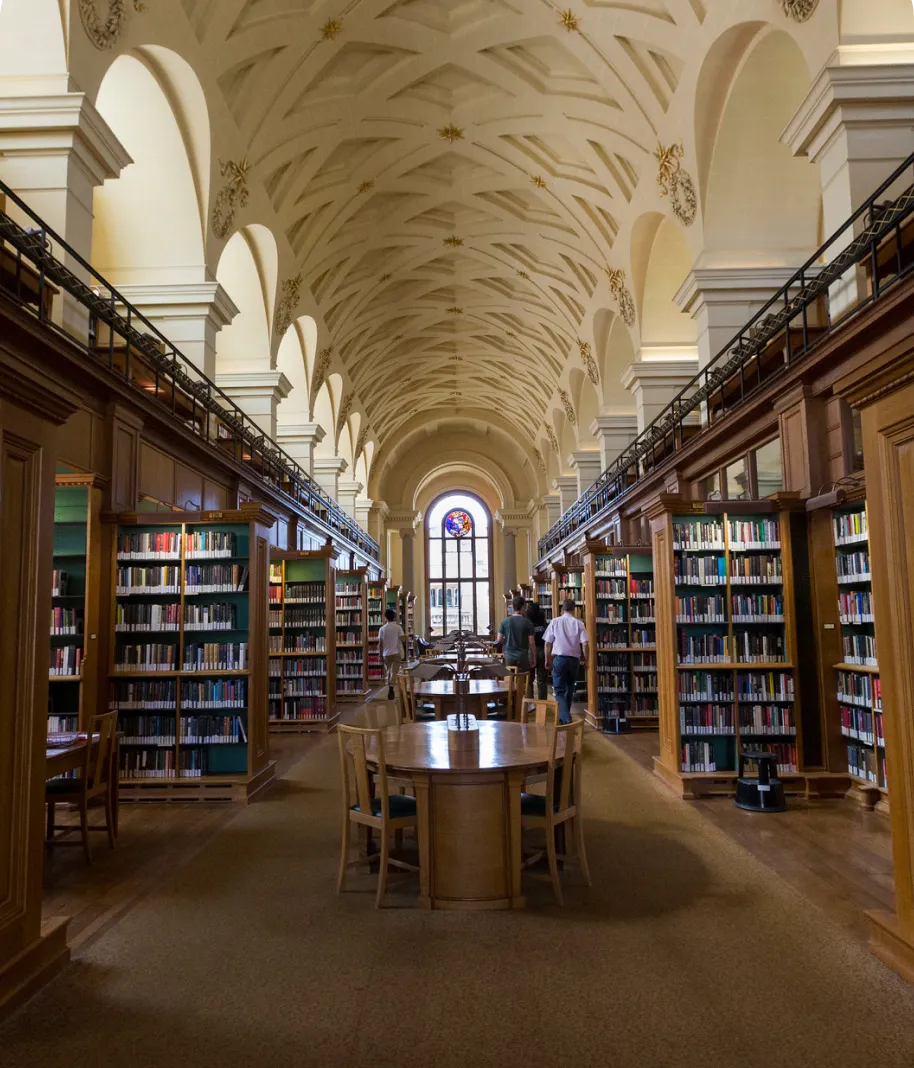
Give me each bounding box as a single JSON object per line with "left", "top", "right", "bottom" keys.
{"left": 438, "top": 125, "right": 465, "bottom": 143}
{"left": 211, "top": 158, "right": 250, "bottom": 240}
{"left": 78, "top": 0, "right": 147, "bottom": 50}
{"left": 655, "top": 143, "right": 697, "bottom": 227}
{"left": 606, "top": 268, "right": 636, "bottom": 328}
{"left": 780, "top": 0, "right": 819, "bottom": 21}
{"left": 320, "top": 18, "right": 344, "bottom": 40}
{"left": 559, "top": 10, "right": 580, "bottom": 32}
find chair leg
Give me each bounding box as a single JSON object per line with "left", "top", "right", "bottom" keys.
{"left": 337, "top": 815, "right": 351, "bottom": 894}
{"left": 574, "top": 815, "right": 591, "bottom": 887}
{"left": 46, "top": 800, "right": 55, "bottom": 844}
{"left": 104, "top": 792, "right": 116, "bottom": 849}
{"left": 375, "top": 822, "right": 391, "bottom": 909}
{"left": 545, "top": 820, "right": 563, "bottom": 907}
{"left": 79, "top": 798, "right": 91, "bottom": 864}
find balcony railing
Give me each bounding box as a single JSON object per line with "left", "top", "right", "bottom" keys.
{"left": 0, "top": 180, "right": 379, "bottom": 562}
{"left": 538, "top": 150, "right": 914, "bottom": 560}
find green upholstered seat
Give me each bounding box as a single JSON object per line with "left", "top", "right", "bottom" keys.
{"left": 353, "top": 794, "right": 417, "bottom": 819}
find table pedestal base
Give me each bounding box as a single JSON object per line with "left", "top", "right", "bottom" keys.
{"left": 414, "top": 769, "right": 525, "bottom": 910}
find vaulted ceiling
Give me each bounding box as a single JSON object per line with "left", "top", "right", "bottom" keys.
{"left": 184, "top": 0, "right": 697, "bottom": 443}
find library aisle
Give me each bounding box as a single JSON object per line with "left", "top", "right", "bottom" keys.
{"left": 3, "top": 705, "right": 914, "bottom": 1068}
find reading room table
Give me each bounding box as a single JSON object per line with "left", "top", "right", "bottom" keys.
{"left": 46, "top": 732, "right": 121, "bottom": 836}
{"left": 412, "top": 678, "right": 511, "bottom": 720}
{"left": 365, "top": 720, "right": 565, "bottom": 910}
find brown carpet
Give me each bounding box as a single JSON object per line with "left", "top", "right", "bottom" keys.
{"left": 3, "top": 711, "right": 914, "bottom": 1068}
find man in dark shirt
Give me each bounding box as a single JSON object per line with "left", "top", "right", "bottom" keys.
{"left": 496, "top": 594, "right": 536, "bottom": 673}
{"left": 524, "top": 599, "right": 549, "bottom": 700}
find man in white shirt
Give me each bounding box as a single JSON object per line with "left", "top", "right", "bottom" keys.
{"left": 543, "top": 598, "right": 590, "bottom": 724}
{"left": 378, "top": 608, "right": 406, "bottom": 700}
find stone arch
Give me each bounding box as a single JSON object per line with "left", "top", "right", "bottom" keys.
{"left": 699, "top": 28, "right": 820, "bottom": 260}
{"left": 595, "top": 308, "right": 636, "bottom": 407}
{"left": 570, "top": 369, "right": 599, "bottom": 447}
{"left": 214, "top": 226, "right": 277, "bottom": 372}
{"left": 631, "top": 213, "right": 697, "bottom": 355}
{"left": 92, "top": 51, "right": 208, "bottom": 283}
{"left": 276, "top": 317, "right": 314, "bottom": 426}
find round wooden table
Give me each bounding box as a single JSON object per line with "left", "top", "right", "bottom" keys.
{"left": 368, "top": 721, "right": 564, "bottom": 910}
{"left": 413, "top": 678, "right": 511, "bottom": 720}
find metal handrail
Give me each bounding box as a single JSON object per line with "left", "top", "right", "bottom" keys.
{"left": 538, "top": 150, "right": 914, "bottom": 560}
{"left": 0, "top": 179, "right": 379, "bottom": 561}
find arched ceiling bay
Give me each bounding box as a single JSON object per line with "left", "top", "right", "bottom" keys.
{"left": 184, "top": 0, "right": 697, "bottom": 445}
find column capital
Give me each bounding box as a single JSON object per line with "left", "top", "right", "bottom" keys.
{"left": 312, "top": 455, "right": 348, "bottom": 478}
{"left": 114, "top": 280, "right": 239, "bottom": 330}
{"left": 276, "top": 422, "right": 326, "bottom": 448}
{"left": 337, "top": 479, "right": 363, "bottom": 497}
{"left": 783, "top": 47, "right": 914, "bottom": 163}
{"left": 552, "top": 475, "right": 578, "bottom": 493}
{"left": 621, "top": 359, "right": 699, "bottom": 392}
{"left": 386, "top": 509, "right": 421, "bottom": 532}
{"left": 675, "top": 264, "right": 805, "bottom": 316}
{"left": 215, "top": 370, "right": 292, "bottom": 399}
{"left": 495, "top": 509, "right": 532, "bottom": 530}
{"left": 589, "top": 413, "right": 638, "bottom": 436}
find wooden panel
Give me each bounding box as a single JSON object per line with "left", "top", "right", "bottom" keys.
{"left": 139, "top": 443, "right": 174, "bottom": 507}
{"left": 57, "top": 408, "right": 98, "bottom": 473}
{"left": 650, "top": 509, "right": 678, "bottom": 775}
{"left": 249, "top": 533, "right": 270, "bottom": 771}
{"left": 175, "top": 462, "right": 202, "bottom": 512}
{"left": 108, "top": 405, "right": 142, "bottom": 513}
{"left": 825, "top": 396, "right": 855, "bottom": 482}
{"left": 203, "top": 478, "right": 228, "bottom": 510}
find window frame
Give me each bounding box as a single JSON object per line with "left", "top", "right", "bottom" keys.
{"left": 425, "top": 492, "right": 494, "bottom": 637}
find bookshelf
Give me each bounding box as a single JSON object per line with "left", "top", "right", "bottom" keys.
{"left": 109, "top": 505, "right": 275, "bottom": 800}
{"left": 405, "top": 591, "right": 417, "bottom": 657}
{"left": 651, "top": 500, "right": 821, "bottom": 799}
{"left": 367, "top": 577, "right": 387, "bottom": 685}
{"left": 582, "top": 546, "right": 656, "bottom": 733}
{"left": 533, "top": 571, "right": 553, "bottom": 623}
{"left": 556, "top": 566, "right": 585, "bottom": 621}
{"left": 49, "top": 474, "right": 104, "bottom": 735}
{"left": 336, "top": 568, "right": 369, "bottom": 700}
{"left": 832, "top": 502, "right": 885, "bottom": 806}
{"left": 269, "top": 548, "right": 338, "bottom": 732}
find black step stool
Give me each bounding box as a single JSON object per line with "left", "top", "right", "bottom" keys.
{"left": 735, "top": 749, "right": 786, "bottom": 812}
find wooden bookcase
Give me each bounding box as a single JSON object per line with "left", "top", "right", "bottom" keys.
{"left": 336, "top": 568, "right": 368, "bottom": 700}
{"left": 556, "top": 566, "right": 585, "bottom": 621}
{"left": 651, "top": 499, "right": 825, "bottom": 799}
{"left": 582, "top": 545, "right": 657, "bottom": 733}
{"left": 366, "top": 577, "right": 387, "bottom": 685}
{"left": 268, "top": 547, "right": 338, "bottom": 733}
{"left": 108, "top": 505, "right": 275, "bottom": 801}
{"left": 533, "top": 571, "right": 553, "bottom": 623}
{"left": 49, "top": 474, "right": 104, "bottom": 735}
{"left": 405, "top": 591, "right": 416, "bottom": 657}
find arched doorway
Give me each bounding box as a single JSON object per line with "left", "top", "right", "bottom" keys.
{"left": 426, "top": 493, "right": 492, "bottom": 637}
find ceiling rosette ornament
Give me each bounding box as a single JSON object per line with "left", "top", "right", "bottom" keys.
{"left": 78, "top": 0, "right": 147, "bottom": 49}
{"left": 655, "top": 143, "right": 697, "bottom": 227}
{"left": 559, "top": 389, "right": 577, "bottom": 426}
{"left": 578, "top": 340, "right": 599, "bottom": 385}
{"left": 274, "top": 274, "right": 303, "bottom": 337}
{"left": 781, "top": 0, "right": 819, "bottom": 21}
{"left": 211, "top": 158, "right": 250, "bottom": 240}
{"left": 606, "top": 268, "right": 636, "bottom": 328}
{"left": 544, "top": 425, "right": 559, "bottom": 454}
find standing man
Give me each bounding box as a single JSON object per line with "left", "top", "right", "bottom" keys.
{"left": 524, "top": 598, "right": 548, "bottom": 700}
{"left": 496, "top": 594, "right": 536, "bottom": 674}
{"left": 543, "top": 598, "right": 589, "bottom": 724}
{"left": 378, "top": 607, "right": 406, "bottom": 701}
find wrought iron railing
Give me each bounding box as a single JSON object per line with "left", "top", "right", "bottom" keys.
{"left": 538, "top": 151, "right": 914, "bottom": 560}
{"left": 0, "top": 179, "right": 379, "bottom": 562}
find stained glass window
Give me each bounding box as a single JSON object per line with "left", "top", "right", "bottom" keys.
{"left": 427, "top": 494, "right": 491, "bottom": 637}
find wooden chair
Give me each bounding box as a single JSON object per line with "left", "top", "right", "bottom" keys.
{"left": 396, "top": 671, "right": 435, "bottom": 722}
{"left": 521, "top": 719, "right": 591, "bottom": 906}
{"left": 510, "top": 672, "right": 531, "bottom": 721}
{"left": 46, "top": 711, "right": 118, "bottom": 863}
{"left": 337, "top": 725, "right": 418, "bottom": 907}
{"left": 522, "top": 698, "right": 560, "bottom": 727}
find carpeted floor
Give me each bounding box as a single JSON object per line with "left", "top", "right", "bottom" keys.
{"left": 3, "top": 711, "right": 914, "bottom": 1068}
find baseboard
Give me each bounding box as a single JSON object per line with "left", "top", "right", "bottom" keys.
{"left": 866, "top": 909, "right": 914, "bottom": 983}
{"left": 0, "top": 917, "right": 70, "bottom": 1020}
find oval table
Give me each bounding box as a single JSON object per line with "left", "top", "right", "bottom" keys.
{"left": 413, "top": 678, "right": 512, "bottom": 720}
{"left": 367, "top": 721, "right": 565, "bottom": 910}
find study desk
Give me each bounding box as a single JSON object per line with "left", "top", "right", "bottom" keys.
{"left": 46, "top": 733, "right": 120, "bottom": 837}
{"left": 412, "top": 678, "right": 511, "bottom": 720}
{"left": 366, "top": 721, "right": 564, "bottom": 910}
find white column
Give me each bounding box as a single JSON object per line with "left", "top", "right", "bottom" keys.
{"left": 552, "top": 476, "right": 579, "bottom": 515}
{"left": 542, "top": 493, "right": 561, "bottom": 529}
{"left": 568, "top": 450, "right": 603, "bottom": 497}
{"left": 0, "top": 91, "right": 130, "bottom": 337}
{"left": 502, "top": 529, "right": 517, "bottom": 595}
{"left": 675, "top": 263, "right": 806, "bottom": 371}
{"left": 367, "top": 501, "right": 390, "bottom": 569}
{"left": 275, "top": 423, "right": 325, "bottom": 475}
{"left": 590, "top": 414, "right": 638, "bottom": 470}
{"left": 621, "top": 359, "right": 700, "bottom": 434}
{"left": 783, "top": 46, "right": 914, "bottom": 313}
{"left": 401, "top": 530, "right": 415, "bottom": 594}
{"left": 214, "top": 370, "right": 292, "bottom": 439}
{"left": 336, "top": 480, "right": 363, "bottom": 521}
{"left": 312, "top": 456, "right": 347, "bottom": 500}
{"left": 113, "top": 281, "right": 237, "bottom": 380}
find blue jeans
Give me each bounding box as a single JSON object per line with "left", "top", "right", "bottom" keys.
{"left": 551, "top": 655, "right": 579, "bottom": 724}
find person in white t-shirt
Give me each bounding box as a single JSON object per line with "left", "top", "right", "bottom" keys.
{"left": 542, "top": 598, "right": 590, "bottom": 724}
{"left": 378, "top": 608, "right": 406, "bottom": 700}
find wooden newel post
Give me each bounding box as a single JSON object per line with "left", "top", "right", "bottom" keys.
{"left": 836, "top": 328, "right": 914, "bottom": 983}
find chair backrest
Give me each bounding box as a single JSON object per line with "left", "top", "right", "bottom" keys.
{"left": 511, "top": 673, "right": 530, "bottom": 721}
{"left": 546, "top": 720, "right": 584, "bottom": 815}
{"left": 87, "top": 710, "right": 118, "bottom": 795}
{"left": 523, "top": 699, "right": 559, "bottom": 727}
{"left": 337, "top": 724, "right": 388, "bottom": 814}
{"left": 396, "top": 672, "right": 417, "bottom": 723}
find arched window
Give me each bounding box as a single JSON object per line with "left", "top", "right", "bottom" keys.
{"left": 427, "top": 493, "right": 491, "bottom": 636}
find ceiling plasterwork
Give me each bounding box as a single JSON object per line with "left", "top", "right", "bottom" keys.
{"left": 193, "top": 0, "right": 698, "bottom": 445}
